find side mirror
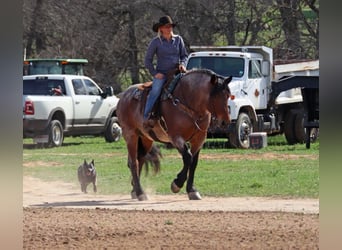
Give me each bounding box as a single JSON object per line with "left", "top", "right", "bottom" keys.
{"left": 100, "top": 86, "right": 114, "bottom": 99}
{"left": 105, "top": 86, "right": 114, "bottom": 96}
{"left": 261, "top": 61, "right": 270, "bottom": 76}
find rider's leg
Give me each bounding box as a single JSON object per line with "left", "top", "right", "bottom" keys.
{"left": 143, "top": 77, "right": 166, "bottom": 120}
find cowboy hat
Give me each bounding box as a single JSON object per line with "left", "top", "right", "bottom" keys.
{"left": 152, "top": 16, "right": 177, "bottom": 32}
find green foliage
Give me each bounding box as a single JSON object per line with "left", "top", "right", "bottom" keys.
{"left": 23, "top": 134, "right": 319, "bottom": 198}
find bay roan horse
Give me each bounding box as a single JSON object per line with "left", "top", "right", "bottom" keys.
{"left": 117, "top": 69, "right": 232, "bottom": 201}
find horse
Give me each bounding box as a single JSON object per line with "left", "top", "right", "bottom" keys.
{"left": 116, "top": 69, "right": 232, "bottom": 201}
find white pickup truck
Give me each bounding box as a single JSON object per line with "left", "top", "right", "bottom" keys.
{"left": 23, "top": 74, "right": 122, "bottom": 147}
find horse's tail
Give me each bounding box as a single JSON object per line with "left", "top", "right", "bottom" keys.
{"left": 143, "top": 145, "right": 162, "bottom": 176}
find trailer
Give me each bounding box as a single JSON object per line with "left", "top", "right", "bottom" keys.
{"left": 301, "top": 83, "right": 319, "bottom": 148}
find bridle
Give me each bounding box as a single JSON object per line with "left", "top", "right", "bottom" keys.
{"left": 168, "top": 95, "right": 209, "bottom": 132}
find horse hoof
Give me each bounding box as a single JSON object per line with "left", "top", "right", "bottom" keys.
{"left": 171, "top": 181, "right": 181, "bottom": 193}
{"left": 131, "top": 191, "right": 137, "bottom": 199}
{"left": 138, "top": 193, "right": 148, "bottom": 201}
{"left": 188, "top": 191, "right": 202, "bottom": 200}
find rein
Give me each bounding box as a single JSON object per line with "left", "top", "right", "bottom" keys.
{"left": 166, "top": 92, "right": 209, "bottom": 132}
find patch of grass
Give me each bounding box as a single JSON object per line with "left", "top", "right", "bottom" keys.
{"left": 23, "top": 134, "right": 319, "bottom": 198}
{"left": 164, "top": 220, "right": 173, "bottom": 225}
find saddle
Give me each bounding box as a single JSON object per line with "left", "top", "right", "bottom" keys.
{"left": 133, "top": 68, "right": 184, "bottom": 117}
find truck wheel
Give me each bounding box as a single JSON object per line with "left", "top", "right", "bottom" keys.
{"left": 294, "top": 111, "right": 306, "bottom": 143}
{"left": 309, "top": 128, "right": 319, "bottom": 142}
{"left": 229, "top": 112, "right": 252, "bottom": 149}
{"left": 284, "top": 109, "right": 298, "bottom": 145}
{"left": 294, "top": 111, "right": 319, "bottom": 144}
{"left": 105, "top": 117, "right": 122, "bottom": 142}
{"left": 47, "top": 120, "right": 64, "bottom": 147}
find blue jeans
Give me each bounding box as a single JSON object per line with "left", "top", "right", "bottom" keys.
{"left": 144, "top": 77, "right": 166, "bottom": 119}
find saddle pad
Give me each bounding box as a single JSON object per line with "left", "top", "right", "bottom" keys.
{"left": 132, "top": 88, "right": 144, "bottom": 100}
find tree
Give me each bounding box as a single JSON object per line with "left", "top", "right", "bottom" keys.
{"left": 276, "top": 0, "right": 304, "bottom": 59}
{"left": 24, "top": 0, "right": 47, "bottom": 57}
{"left": 22, "top": 0, "right": 319, "bottom": 90}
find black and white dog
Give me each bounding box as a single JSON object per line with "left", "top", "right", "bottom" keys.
{"left": 77, "top": 159, "right": 97, "bottom": 193}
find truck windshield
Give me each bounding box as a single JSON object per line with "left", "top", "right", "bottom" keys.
{"left": 187, "top": 57, "right": 244, "bottom": 77}
{"left": 23, "top": 79, "right": 66, "bottom": 95}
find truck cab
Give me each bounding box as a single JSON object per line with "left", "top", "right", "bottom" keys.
{"left": 187, "top": 46, "right": 272, "bottom": 112}
{"left": 186, "top": 46, "right": 318, "bottom": 148}
{"left": 23, "top": 58, "right": 88, "bottom": 76}
{"left": 186, "top": 46, "right": 272, "bottom": 148}
{"left": 23, "top": 74, "right": 121, "bottom": 147}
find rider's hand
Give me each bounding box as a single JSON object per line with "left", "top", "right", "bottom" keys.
{"left": 154, "top": 73, "right": 164, "bottom": 79}
{"left": 179, "top": 64, "right": 187, "bottom": 73}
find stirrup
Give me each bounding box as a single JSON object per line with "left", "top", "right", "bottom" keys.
{"left": 143, "top": 118, "right": 156, "bottom": 128}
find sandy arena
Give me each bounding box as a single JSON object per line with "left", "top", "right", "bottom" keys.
{"left": 23, "top": 176, "right": 318, "bottom": 249}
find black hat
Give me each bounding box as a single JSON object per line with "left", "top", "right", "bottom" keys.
{"left": 152, "top": 16, "right": 176, "bottom": 32}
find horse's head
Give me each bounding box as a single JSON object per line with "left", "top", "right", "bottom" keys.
{"left": 209, "top": 74, "right": 232, "bottom": 124}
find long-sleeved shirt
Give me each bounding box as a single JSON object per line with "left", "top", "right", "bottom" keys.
{"left": 144, "top": 35, "right": 188, "bottom": 76}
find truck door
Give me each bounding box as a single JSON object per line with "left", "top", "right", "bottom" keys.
{"left": 72, "top": 78, "right": 110, "bottom": 127}
{"left": 83, "top": 78, "right": 111, "bottom": 126}
{"left": 72, "top": 79, "right": 93, "bottom": 126}
{"left": 244, "top": 60, "right": 268, "bottom": 109}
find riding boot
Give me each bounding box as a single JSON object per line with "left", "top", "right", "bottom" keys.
{"left": 143, "top": 77, "right": 166, "bottom": 128}
{"left": 143, "top": 113, "right": 157, "bottom": 128}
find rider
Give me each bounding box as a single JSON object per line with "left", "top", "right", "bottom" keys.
{"left": 143, "top": 15, "right": 188, "bottom": 127}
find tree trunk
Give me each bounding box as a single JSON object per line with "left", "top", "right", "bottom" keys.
{"left": 276, "top": 0, "right": 305, "bottom": 59}
{"left": 226, "top": 0, "right": 236, "bottom": 45}
{"left": 126, "top": 11, "right": 140, "bottom": 84}
{"left": 26, "top": 0, "right": 45, "bottom": 57}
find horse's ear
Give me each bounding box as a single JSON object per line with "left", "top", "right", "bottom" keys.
{"left": 224, "top": 76, "right": 233, "bottom": 85}
{"left": 210, "top": 74, "right": 218, "bottom": 85}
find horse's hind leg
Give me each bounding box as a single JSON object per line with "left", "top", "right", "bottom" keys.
{"left": 126, "top": 136, "right": 148, "bottom": 201}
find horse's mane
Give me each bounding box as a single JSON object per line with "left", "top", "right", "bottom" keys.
{"left": 184, "top": 68, "right": 217, "bottom": 77}
{"left": 185, "top": 69, "right": 226, "bottom": 82}
{"left": 183, "top": 68, "right": 227, "bottom": 95}
{"left": 117, "top": 69, "right": 227, "bottom": 99}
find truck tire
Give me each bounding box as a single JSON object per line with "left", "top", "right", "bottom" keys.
{"left": 229, "top": 112, "right": 252, "bottom": 149}
{"left": 284, "top": 109, "right": 298, "bottom": 145}
{"left": 309, "top": 128, "right": 319, "bottom": 142}
{"left": 294, "top": 112, "right": 319, "bottom": 143}
{"left": 105, "top": 117, "right": 122, "bottom": 142}
{"left": 294, "top": 111, "right": 306, "bottom": 143}
{"left": 47, "top": 120, "right": 64, "bottom": 147}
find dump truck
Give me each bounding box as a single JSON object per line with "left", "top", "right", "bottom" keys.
{"left": 186, "top": 46, "right": 319, "bottom": 148}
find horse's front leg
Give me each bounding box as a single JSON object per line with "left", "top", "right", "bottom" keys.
{"left": 186, "top": 151, "right": 202, "bottom": 200}
{"left": 171, "top": 144, "right": 192, "bottom": 193}
{"left": 186, "top": 134, "right": 206, "bottom": 200}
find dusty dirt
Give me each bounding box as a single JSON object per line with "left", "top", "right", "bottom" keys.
{"left": 23, "top": 176, "right": 319, "bottom": 249}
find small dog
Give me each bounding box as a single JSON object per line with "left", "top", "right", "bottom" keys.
{"left": 77, "top": 159, "right": 97, "bottom": 193}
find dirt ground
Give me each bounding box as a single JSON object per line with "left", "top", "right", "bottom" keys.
{"left": 23, "top": 176, "right": 319, "bottom": 249}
